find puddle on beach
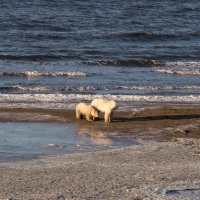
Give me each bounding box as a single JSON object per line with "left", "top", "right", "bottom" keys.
{"left": 0, "top": 122, "right": 136, "bottom": 161}
{"left": 165, "top": 188, "right": 200, "bottom": 199}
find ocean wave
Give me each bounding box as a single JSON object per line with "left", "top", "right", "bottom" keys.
{"left": 1, "top": 85, "right": 200, "bottom": 92}
{"left": 0, "top": 86, "right": 49, "bottom": 92}
{"left": 97, "top": 31, "right": 184, "bottom": 40}
{"left": 115, "top": 32, "right": 185, "bottom": 40}
{"left": 163, "top": 61, "right": 200, "bottom": 67}
{"left": 83, "top": 59, "right": 161, "bottom": 66}
{"left": 181, "top": 85, "right": 200, "bottom": 89}
{"left": 0, "top": 55, "right": 65, "bottom": 61}
{"left": 120, "top": 85, "right": 200, "bottom": 90}
{"left": 0, "top": 71, "right": 87, "bottom": 77}
{"left": 0, "top": 54, "right": 82, "bottom": 61}
{"left": 0, "top": 94, "right": 199, "bottom": 103}
{"left": 0, "top": 86, "right": 99, "bottom": 92}
{"left": 116, "top": 86, "right": 173, "bottom": 90}
{"left": 83, "top": 60, "right": 200, "bottom": 68}
{"left": 156, "top": 69, "right": 200, "bottom": 76}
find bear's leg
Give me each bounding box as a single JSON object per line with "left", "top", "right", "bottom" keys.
{"left": 104, "top": 111, "right": 111, "bottom": 123}
{"left": 86, "top": 115, "right": 93, "bottom": 122}
{"left": 80, "top": 114, "right": 84, "bottom": 119}
{"left": 76, "top": 110, "right": 81, "bottom": 119}
{"left": 109, "top": 111, "right": 113, "bottom": 122}
{"left": 95, "top": 111, "right": 100, "bottom": 120}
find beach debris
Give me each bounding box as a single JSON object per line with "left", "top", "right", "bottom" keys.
{"left": 174, "top": 128, "right": 186, "bottom": 134}
{"left": 193, "top": 151, "right": 200, "bottom": 156}
{"left": 55, "top": 192, "right": 65, "bottom": 200}
{"left": 174, "top": 138, "right": 200, "bottom": 147}
{"left": 44, "top": 144, "right": 62, "bottom": 148}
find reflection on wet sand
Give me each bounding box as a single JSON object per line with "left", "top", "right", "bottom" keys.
{"left": 76, "top": 124, "right": 113, "bottom": 145}
{"left": 0, "top": 111, "right": 65, "bottom": 122}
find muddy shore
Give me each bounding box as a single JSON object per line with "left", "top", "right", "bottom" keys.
{"left": 0, "top": 106, "right": 200, "bottom": 199}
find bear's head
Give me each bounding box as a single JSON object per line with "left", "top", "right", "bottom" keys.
{"left": 91, "top": 107, "right": 99, "bottom": 118}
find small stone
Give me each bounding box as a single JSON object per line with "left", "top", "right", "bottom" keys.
{"left": 55, "top": 192, "right": 65, "bottom": 200}
{"left": 174, "top": 128, "right": 185, "bottom": 134}
{"left": 44, "top": 144, "right": 61, "bottom": 148}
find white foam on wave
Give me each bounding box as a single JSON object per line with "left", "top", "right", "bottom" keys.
{"left": 84, "top": 59, "right": 160, "bottom": 66}
{"left": 117, "top": 85, "right": 173, "bottom": 90}
{"left": 156, "top": 69, "right": 200, "bottom": 76}
{"left": 3, "top": 84, "right": 200, "bottom": 92}
{"left": 164, "top": 61, "right": 200, "bottom": 67}
{"left": 0, "top": 85, "right": 166, "bottom": 92}
{"left": 181, "top": 85, "right": 200, "bottom": 89}
{"left": 13, "top": 85, "right": 49, "bottom": 92}
{"left": 120, "top": 85, "right": 200, "bottom": 90}
{"left": 0, "top": 94, "right": 199, "bottom": 103}
{"left": 0, "top": 71, "right": 87, "bottom": 77}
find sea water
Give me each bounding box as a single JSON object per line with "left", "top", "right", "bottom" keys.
{"left": 0, "top": 1, "right": 200, "bottom": 159}
{"left": 0, "top": 1, "right": 200, "bottom": 109}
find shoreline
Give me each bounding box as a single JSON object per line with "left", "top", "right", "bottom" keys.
{"left": 0, "top": 106, "right": 200, "bottom": 141}
{"left": 0, "top": 106, "right": 200, "bottom": 199}
{"left": 1, "top": 139, "right": 200, "bottom": 199}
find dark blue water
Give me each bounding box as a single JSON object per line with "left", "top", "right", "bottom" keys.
{"left": 1, "top": 1, "right": 200, "bottom": 61}
{"left": 0, "top": 1, "right": 200, "bottom": 105}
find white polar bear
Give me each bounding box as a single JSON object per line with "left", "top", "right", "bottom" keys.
{"left": 91, "top": 99, "right": 118, "bottom": 123}
{"left": 76, "top": 102, "right": 98, "bottom": 122}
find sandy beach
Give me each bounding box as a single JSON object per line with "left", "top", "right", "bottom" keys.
{"left": 0, "top": 106, "right": 200, "bottom": 199}
{"left": 1, "top": 0, "right": 200, "bottom": 199}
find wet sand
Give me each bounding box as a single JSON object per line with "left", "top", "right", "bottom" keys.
{"left": 0, "top": 106, "right": 200, "bottom": 199}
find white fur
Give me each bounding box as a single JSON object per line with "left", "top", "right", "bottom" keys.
{"left": 91, "top": 99, "right": 118, "bottom": 123}
{"left": 76, "top": 103, "right": 98, "bottom": 121}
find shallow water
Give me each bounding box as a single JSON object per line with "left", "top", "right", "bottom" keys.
{"left": 165, "top": 188, "right": 200, "bottom": 199}
{"left": 0, "top": 122, "right": 135, "bottom": 161}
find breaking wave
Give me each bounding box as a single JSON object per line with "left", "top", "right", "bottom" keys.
{"left": 156, "top": 69, "right": 200, "bottom": 76}
{"left": 83, "top": 60, "right": 200, "bottom": 68}
{"left": 96, "top": 31, "right": 192, "bottom": 40}
{"left": 0, "top": 71, "right": 87, "bottom": 77}
{"left": 0, "top": 55, "right": 75, "bottom": 61}
{"left": 0, "top": 94, "right": 199, "bottom": 103}
{"left": 1, "top": 85, "right": 200, "bottom": 93}
{"left": 116, "top": 85, "right": 200, "bottom": 90}
{"left": 163, "top": 61, "right": 200, "bottom": 67}
{"left": 83, "top": 59, "right": 161, "bottom": 66}
{"left": 0, "top": 86, "right": 99, "bottom": 92}
{"left": 0, "top": 86, "right": 49, "bottom": 92}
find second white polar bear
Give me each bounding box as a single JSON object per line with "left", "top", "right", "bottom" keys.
{"left": 76, "top": 103, "right": 98, "bottom": 122}
{"left": 91, "top": 99, "right": 118, "bottom": 123}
